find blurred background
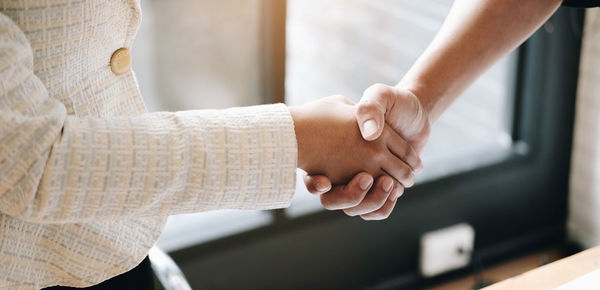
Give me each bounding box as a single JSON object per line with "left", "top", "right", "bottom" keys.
{"left": 132, "top": 1, "right": 594, "bottom": 289}
{"left": 134, "top": 0, "right": 512, "bottom": 246}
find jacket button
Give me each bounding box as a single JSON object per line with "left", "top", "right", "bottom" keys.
{"left": 110, "top": 48, "right": 131, "bottom": 75}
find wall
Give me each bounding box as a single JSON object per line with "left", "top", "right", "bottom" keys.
{"left": 568, "top": 8, "right": 600, "bottom": 248}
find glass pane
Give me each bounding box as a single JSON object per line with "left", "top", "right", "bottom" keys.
{"left": 134, "top": 0, "right": 264, "bottom": 112}
{"left": 285, "top": 0, "right": 514, "bottom": 217}
{"left": 133, "top": 0, "right": 273, "bottom": 251}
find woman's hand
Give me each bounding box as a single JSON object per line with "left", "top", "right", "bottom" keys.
{"left": 301, "top": 88, "right": 429, "bottom": 220}
{"left": 304, "top": 173, "right": 405, "bottom": 220}
{"left": 290, "top": 95, "right": 423, "bottom": 187}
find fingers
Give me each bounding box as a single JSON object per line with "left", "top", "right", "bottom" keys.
{"left": 385, "top": 128, "right": 424, "bottom": 173}
{"left": 391, "top": 183, "right": 405, "bottom": 200}
{"left": 356, "top": 84, "right": 396, "bottom": 141}
{"left": 343, "top": 176, "right": 395, "bottom": 216}
{"left": 381, "top": 150, "right": 416, "bottom": 187}
{"left": 320, "top": 174, "right": 405, "bottom": 220}
{"left": 303, "top": 174, "right": 332, "bottom": 195}
{"left": 360, "top": 187, "right": 402, "bottom": 221}
{"left": 320, "top": 172, "right": 374, "bottom": 210}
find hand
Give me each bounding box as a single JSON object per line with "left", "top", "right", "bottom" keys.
{"left": 305, "top": 173, "right": 405, "bottom": 220}
{"left": 290, "top": 95, "right": 423, "bottom": 186}
{"left": 303, "top": 85, "right": 430, "bottom": 220}
{"left": 356, "top": 84, "right": 431, "bottom": 153}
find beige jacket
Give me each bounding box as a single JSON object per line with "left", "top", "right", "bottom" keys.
{"left": 0, "top": 1, "right": 297, "bottom": 289}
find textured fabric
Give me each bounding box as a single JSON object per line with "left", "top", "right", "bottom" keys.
{"left": 0, "top": 1, "right": 297, "bottom": 289}
{"left": 43, "top": 257, "right": 154, "bottom": 290}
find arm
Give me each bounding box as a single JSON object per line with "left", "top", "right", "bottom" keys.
{"left": 357, "top": 0, "right": 563, "bottom": 143}
{"left": 305, "top": 0, "right": 563, "bottom": 220}
{"left": 0, "top": 13, "right": 298, "bottom": 223}
{"left": 397, "top": 0, "right": 562, "bottom": 123}
{"left": 0, "top": 13, "right": 419, "bottom": 223}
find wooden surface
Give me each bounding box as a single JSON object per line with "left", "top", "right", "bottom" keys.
{"left": 427, "top": 248, "right": 563, "bottom": 290}
{"left": 484, "top": 246, "right": 600, "bottom": 290}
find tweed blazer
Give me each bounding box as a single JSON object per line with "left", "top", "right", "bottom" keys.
{"left": 0, "top": 0, "right": 298, "bottom": 288}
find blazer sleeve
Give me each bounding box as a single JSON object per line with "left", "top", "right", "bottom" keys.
{"left": 0, "top": 13, "right": 298, "bottom": 223}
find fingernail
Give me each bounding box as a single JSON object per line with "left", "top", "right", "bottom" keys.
{"left": 362, "top": 120, "right": 378, "bottom": 138}
{"left": 359, "top": 175, "right": 374, "bottom": 190}
{"left": 383, "top": 179, "right": 394, "bottom": 193}
{"left": 316, "top": 182, "right": 330, "bottom": 192}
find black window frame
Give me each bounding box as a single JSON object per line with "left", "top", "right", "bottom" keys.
{"left": 166, "top": 6, "right": 585, "bottom": 290}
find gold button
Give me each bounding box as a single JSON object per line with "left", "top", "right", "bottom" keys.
{"left": 110, "top": 47, "right": 131, "bottom": 75}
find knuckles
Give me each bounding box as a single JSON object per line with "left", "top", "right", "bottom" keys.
{"left": 402, "top": 171, "right": 415, "bottom": 187}
{"left": 356, "top": 100, "right": 377, "bottom": 115}
{"left": 364, "top": 83, "right": 394, "bottom": 98}
{"left": 402, "top": 145, "right": 413, "bottom": 161}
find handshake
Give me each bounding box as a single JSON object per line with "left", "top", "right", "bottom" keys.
{"left": 290, "top": 84, "right": 432, "bottom": 221}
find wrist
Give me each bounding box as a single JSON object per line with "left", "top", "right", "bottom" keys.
{"left": 289, "top": 105, "right": 311, "bottom": 170}
{"left": 396, "top": 77, "right": 440, "bottom": 125}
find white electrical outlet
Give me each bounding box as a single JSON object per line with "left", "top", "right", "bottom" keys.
{"left": 419, "top": 223, "right": 475, "bottom": 277}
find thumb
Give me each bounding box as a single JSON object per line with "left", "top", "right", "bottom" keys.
{"left": 356, "top": 84, "right": 396, "bottom": 141}
{"left": 303, "top": 174, "right": 332, "bottom": 195}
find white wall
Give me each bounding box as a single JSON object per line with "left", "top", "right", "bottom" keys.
{"left": 133, "top": 0, "right": 264, "bottom": 112}
{"left": 568, "top": 8, "right": 600, "bottom": 249}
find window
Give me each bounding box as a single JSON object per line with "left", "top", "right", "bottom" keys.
{"left": 133, "top": 0, "right": 273, "bottom": 252}
{"left": 285, "top": 0, "right": 515, "bottom": 217}
{"left": 133, "top": 1, "right": 584, "bottom": 288}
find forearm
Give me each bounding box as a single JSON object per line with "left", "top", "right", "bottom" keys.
{"left": 13, "top": 104, "right": 298, "bottom": 222}
{"left": 397, "top": 0, "right": 561, "bottom": 123}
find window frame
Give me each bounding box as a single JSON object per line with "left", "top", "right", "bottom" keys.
{"left": 166, "top": 6, "right": 584, "bottom": 289}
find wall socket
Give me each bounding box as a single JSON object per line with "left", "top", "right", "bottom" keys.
{"left": 419, "top": 223, "right": 475, "bottom": 277}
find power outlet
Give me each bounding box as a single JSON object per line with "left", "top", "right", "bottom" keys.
{"left": 419, "top": 223, "right": 475, "bottom": 277}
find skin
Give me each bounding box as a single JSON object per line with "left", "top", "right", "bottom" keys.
{"left": 305, "top": 0, "right": 563, "bottom": 220}
{"left": 291, "top": 95, "right": 422, "bottom": 188}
